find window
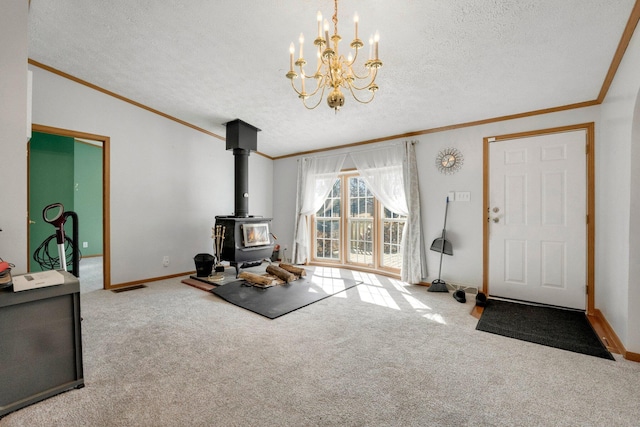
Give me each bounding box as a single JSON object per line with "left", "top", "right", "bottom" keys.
{"left": 381, "top": 208, "right": 405, "bottom": 269}
{"left": 348, "top": 176, "right": 374, "bottom": 266}
{"left": 312, "top": 173, "right": 407, "bottom": 273}
{"left": 314, "top": 178, "right": 341, "bottom": 261}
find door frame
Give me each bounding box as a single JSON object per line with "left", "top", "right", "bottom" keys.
{"left": 482, "top": 123, "right": 595, "bottom": 314}
{"left": 29, "top": 124, "right": 111, "bottom": 289}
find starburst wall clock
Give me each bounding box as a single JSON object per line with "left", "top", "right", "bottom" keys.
{"left": 435, "top": 147, "right": 464, "bottom": 175}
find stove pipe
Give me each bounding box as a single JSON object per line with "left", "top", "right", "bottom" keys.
{"left": 225, "top": 119, "right": 260, "bottom": 217}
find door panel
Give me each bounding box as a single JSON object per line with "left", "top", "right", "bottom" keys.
{"left": 489, "top": 130, "right": 586, "bottom": 309}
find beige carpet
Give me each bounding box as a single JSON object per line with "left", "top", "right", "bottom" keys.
{"left": 2, "top": 266, "right": 639, "bottom": 426}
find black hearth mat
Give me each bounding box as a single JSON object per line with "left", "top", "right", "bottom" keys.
{"left": 211, "top": 275, "right": 361, "bottom": 319}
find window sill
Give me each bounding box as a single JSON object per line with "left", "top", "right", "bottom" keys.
{"left": 307, "top": 260, "right": 401, "bottom": 281}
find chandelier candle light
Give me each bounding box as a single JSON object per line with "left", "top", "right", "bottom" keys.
{"left": 286, "top": 0, "right": 383, "bottom": 112}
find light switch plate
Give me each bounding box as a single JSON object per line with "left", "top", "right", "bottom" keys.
{"left": 455, "top": 191, "right": 471, "bottom": 202}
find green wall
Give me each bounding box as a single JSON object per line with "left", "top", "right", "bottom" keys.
{"left": 29, "top": 132, "right": 103, "bottom": 271}
{"left": 74, "top": 141, "right": 103, "bottom": 257}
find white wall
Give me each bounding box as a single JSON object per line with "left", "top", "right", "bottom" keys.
{"left": 599, "top": 21, "right": 640, "bottom": 353}
{"left": 272, "top": 18, "right": 640, "bottom": 355}
{"left": 0, "top": 0, "right": 29, "bottom": 271}
{"left": 274, "top": 107, "right": 600, "bottom": 286}
{"left": 29, "top": 66, "right": 273, "bottom": 285}
{"left": 271, "top": 156, "right": 298, "bottom": 261}
{"left": 274, "top": 74, "right": 640, "bottom": 355}
{"left": 629, "top": 93, "right": 640, "bottom": 353}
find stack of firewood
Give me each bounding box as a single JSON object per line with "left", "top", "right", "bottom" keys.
{"left": 238, "top": 263, "right": 307, "bottom": 288}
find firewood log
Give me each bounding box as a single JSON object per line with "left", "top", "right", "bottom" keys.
{"left": 238, "top": 271, "right": 276, "bottom": 287}
{"left": 278, "top": 263, "right": 307, "bottom": 277}
{"left": 266, "top": 265, "right": 296, "bottom": 283}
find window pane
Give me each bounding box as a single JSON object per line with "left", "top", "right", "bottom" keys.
{"left": 347, "top": 177, "right": 374, "bottom": 266}
{"left": 348, "top": 218, "right": 373, "bottom": 265}
{"left": 314, "top": 178, "right": 341, "bottom": 260}
{"left": 380, "top": 211, "right": 406, "bottom": 269}
{"left": 332, "top": 180, "right": 340, "bottom": 197}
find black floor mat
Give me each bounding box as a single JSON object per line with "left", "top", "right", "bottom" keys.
{"left": 211, "top": 275, "right": 361, "bottom": 319}
{"left": 476, "top": 299, "right": 614, "bottom": 360}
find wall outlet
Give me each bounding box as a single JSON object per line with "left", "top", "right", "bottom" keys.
{"left": 82, "top": 241, "right": 88, "bottom": 248}
{"left": 163, "top": 256, "right": 170, "bottom": 267}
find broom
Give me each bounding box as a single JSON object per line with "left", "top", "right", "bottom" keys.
{"left": 428, "top": 197, "right": 452, "bottom": 292}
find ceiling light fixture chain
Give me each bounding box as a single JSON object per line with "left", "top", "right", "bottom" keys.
{"left": 286, "top": 0, "right": 382, "bottom": 112}
{"left": 332, "top": 0, "right": 339, "bottom": 34}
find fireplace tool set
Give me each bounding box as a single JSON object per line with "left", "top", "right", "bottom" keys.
{"left": 208, "top": 225, "right": 226, "bottom": 281}
{"left": 213, "top": 225, "right": 226, "bottom": 272}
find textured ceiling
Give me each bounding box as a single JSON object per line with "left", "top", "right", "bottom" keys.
{"left": 28, "top": 0, "right": 635, "bottom": 158}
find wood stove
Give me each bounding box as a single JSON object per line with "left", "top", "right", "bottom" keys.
{"left": 215, "top": 119, "right": 274, "bottom": 276}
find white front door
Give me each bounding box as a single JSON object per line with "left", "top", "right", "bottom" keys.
{"left": 488, "top": 130, "right": 587, "bottom": 309}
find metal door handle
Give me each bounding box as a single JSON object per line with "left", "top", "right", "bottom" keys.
{"left": 492, "top": 217, "right": 499, "bottom": 223}
{"left": 29, "top": 220, "right": 36, "bottom": 224}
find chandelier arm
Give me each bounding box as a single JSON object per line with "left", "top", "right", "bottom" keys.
{"left": 346, "top": 45, "right": 361, "bottom": 67}
{"left": 346, "top": 83, "right": 376, "bottom": 104}
{"left": 302, "top": 84, "right": 327, "bottom": 110}
{"left": 349, "top": 67, "right": 373, "bottom": 82}
{"left": 313, "top": 58, "right": 324, "bottom": 76}
{"left": 348, "top": 79, "right": 377, "bottom": 92}
{"left": 291, "top": 58, "right": 329, "bottom": 98}
{"left": 289, "top": 78, "right": 304, "bottom": 97}
{"left": 303, "top": 74, "right": 327, "bottom": 98}
{"left": 348, "top": 66, "right": 379, "bottom": 91}
{"left": 318, "top": 44, "right": 331, "bottom": 67}
{"left": 350, "top": 60, "right": 380, "bottom": 81}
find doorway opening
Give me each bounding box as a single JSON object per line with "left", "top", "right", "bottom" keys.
{"left": 28, "top": 124, "right": 111, "bottom": 290}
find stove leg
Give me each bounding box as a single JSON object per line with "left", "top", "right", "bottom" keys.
{"left": 231, "top": 262, "right": 240, "bottom": 278}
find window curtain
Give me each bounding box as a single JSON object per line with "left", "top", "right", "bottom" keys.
{"left": 291, "top": 154, "right": 347, "bottom": 264}
{"left": 350, "top": 141, "right": 426, "bottom": 283}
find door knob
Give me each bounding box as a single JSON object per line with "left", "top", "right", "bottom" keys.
{"left": 29, "top": 220, "right": 36, "bottom": 224}
{"left": 492, "top": 217, "right": 500, "bottom": 223}
{"left": 492, "top": 207, "right": 500, "bottom": 213}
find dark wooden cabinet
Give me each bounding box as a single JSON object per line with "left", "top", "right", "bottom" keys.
{"left": 0, "top": 271, "right": 84, "bottom": 418}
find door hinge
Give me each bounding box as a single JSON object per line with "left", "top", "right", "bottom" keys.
{"left": 586, "top": 285, "right": 589, "bottom": 295}
{"left": 585, "top": 143, "right": 589, "bottom": 155}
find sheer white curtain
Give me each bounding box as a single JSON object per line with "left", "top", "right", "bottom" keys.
{"left": 350, "top": 141, "right": 426, "bottom": 283}
{"left": 291, "top": 154, "right": 346, "bottom": 264}
{"left": 350, "top": 143, "right": 408, "bottom": 215}
{"left": 401, "top": 141, "right": 428, "bottom": 283}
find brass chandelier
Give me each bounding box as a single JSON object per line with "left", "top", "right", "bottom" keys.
{"left": 286, "top": 0, "right": 382, "bottom": 112}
